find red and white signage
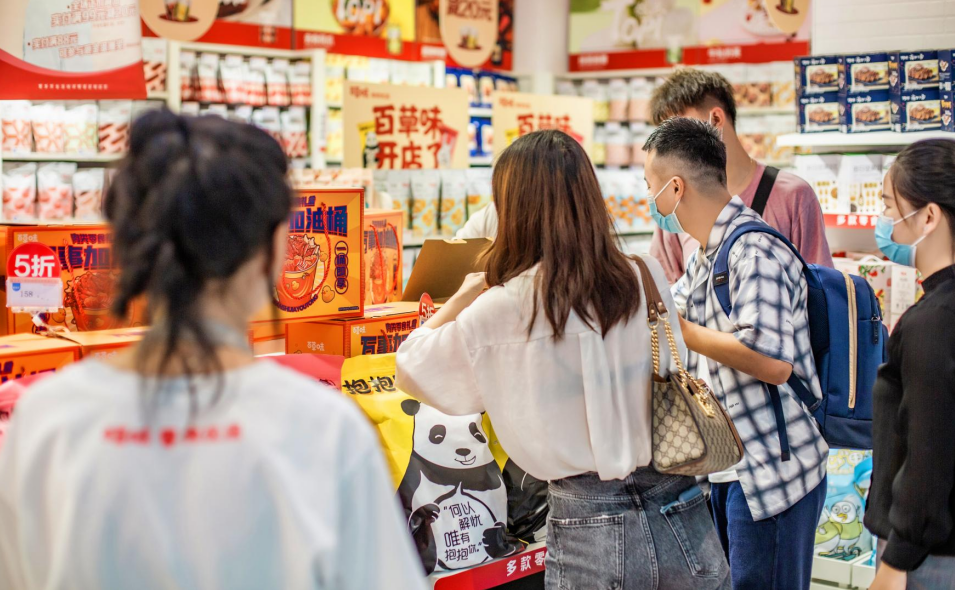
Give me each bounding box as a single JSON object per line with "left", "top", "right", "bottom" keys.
{"left": 418, "top": 293, "right": 436, "bottom": 327}
{"left": 6, "top": 243, "right": 63, "bottom": 311}
{"left": 824, "top": 213, "right": 880, "bottom": 229}
{"left": 432, "top": 546, "right": 547, "bottom": 590}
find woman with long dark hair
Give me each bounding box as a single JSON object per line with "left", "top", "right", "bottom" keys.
{"left": 397, "top": 129, "right": 729, "bottom": 589}
{"left": 0, "top": 111, "right": 426, "bottom": 590}
{"left": 867, "top": 139, "right": 955, "bottom": 590}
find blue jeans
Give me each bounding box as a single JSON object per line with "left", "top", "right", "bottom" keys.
{"left": 710, "top": 477, "right": 827, "bottom": 590}
{"left": 545, "top": 468, "right": 730, "bottom": 590}
{"left": 877, "top": 540, "right": 955, "bottom": 590}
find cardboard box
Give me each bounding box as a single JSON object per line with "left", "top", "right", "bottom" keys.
{"left": 0, "top": 333, "right": 80, "bottom": 381}
{"left": 893, "top": 88, "right": 942, "bottom": 132}
{"left": 251, "top": 188, "right": 365, "bottom": 333}
{"left": 798, "top": 93, "right": 842, "bottom": 134}
{"left": 840, "top": 53, "right": 891, "bottom": 94}
{"left": 841, "top": 91, "right": 892, "bottom": 133}
{"left": 59, "top": 327, "right": 146, "bottom": 360}
{"left": 4, "top": 225, "right": 148, "bottom": 334}
{"left": 363, "top": 209, "right": 403, "bottom": 307}
{"left": 940, "top": 50, "right": 955, "bottom": 91}
{"left": 889, "top": 50, "right": 940, "bottom": 94}
{"left": 401, "top": 237, "right": 491, "bottom": 303}
{"left": 285, "top": 302, "right": 424, "bottom": 358}
{"left": 795, "top": 56, "right": 841, "bottom": 95}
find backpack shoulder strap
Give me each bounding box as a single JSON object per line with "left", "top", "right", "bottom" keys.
{"left": 750, "top": 166, "right": 779, "bottom": 217}
{"left": 712, "top": 221, "right": 812, "bottom": 319}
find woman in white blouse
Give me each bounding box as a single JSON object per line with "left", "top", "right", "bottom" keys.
{"left": 397, "top": 130, "right": 730, "bottom": 589}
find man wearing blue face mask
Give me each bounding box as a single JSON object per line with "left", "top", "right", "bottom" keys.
{"left": 644, "top": 117, "right": 828, "bottom": 590}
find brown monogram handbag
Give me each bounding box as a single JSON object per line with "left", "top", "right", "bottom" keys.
{"left": 631, "top": 256, "right": 744, "bottom": 477}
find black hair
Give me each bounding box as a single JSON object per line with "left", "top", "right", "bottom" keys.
{"left": 891, "top": 139, "right": 955, "bottom": 239}
{"left": 650, "top": 68, "right": 738, "bottom": 127}
{"left": 104, "top": 109, "right": 292, "bottom": 382}
{"left": 642, "top": 117, "right": 727, "bottom": 188}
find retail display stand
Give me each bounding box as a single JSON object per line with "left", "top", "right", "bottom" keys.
{"left": 810, "top": 552, "right": 876, "bottom": 590}
{"left": 428, "top": 542, "right": 546, "bottom": 590}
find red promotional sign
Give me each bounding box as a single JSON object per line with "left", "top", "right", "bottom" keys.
{"left": 418, "top": 292, "right": 436, "bottom": 327}
{"left": 824, "top": 213, "right": 880, "bottom": 229}
{"left": 7, "top": 243, "right": 59, "bottom": 279}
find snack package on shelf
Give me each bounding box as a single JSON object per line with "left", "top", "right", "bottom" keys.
{"left": 796, "top": 55, "right": 841, "bottom": 95}
{"left": 252, "top": 107, "right": 282, "bottom": 146}
{"left": 266, "top": 59, "right": 291, "bottom": 107}
{"left": 245, "top": 58, "right": 268, "bottom": 107}
{"left": 372, "top": 170, "right": 390, "bottom": 208}
{"left": 1, "top": 162, "right": 37, "bottom": 221}
{"left": 604, "top": 124, "right": 631, "bottom": 168}
{"left": 363, "top": 209, "right": 404, "bottom": 306}
{"left": 98, "top": 101, "right": 132, "bottom": 154}
{"left": 1, "top": 101, "right": 33, "bottom": 153}
{"left": 220, "top": 55, "right": 247, "bottom": 104}
{"left": 745, "top": 64, "right": 773, "bottom": 108}
{"left": 439, "top": 170, "right": 468, "bottom": 237}
{"left": 180, "top": 51, "right": 198, "bottom": 101}
{"left": 280, "top": 107, "right": 308, "bottom": 159}
{"left": 460, "top": 71, "right": 479, "bottom": 105}
{"left": 142, "top": 38, "right": 168, "bottom": 94}
{"left": 31, "top": 102, "right": 66, "bottom": 153}
{"left": 478, "top": 72, "right": 496, "bottom": 105}
{"left": 592, "top": 126, "right": 607, "bottom": 166}
{"left": 841, "top": 53, "right": 890, "bottom": 94}
{"left": 628, "top": 77, "right": 653, "bottom": 123}
{"left": 895, "top": 89, "right": 942, "bottom": 132}
{"left": 406, "top": 63, "right": 432, "bottom": 87}
{"left": 943, "top": 91, "right": 954, "bottom": 132}
{"left": 36, "top": 162, "right": 76, "bottom": 221}
{"left": 798, "top": 92, "right": 842, "bottom": 133}
{"left": 386, "top": 170, "right": 412, "bottom": 228}
{"left": 608, "top": 78, "right": 629, "bottom": 123}
{"left": 631, "top": 127, "right": 650, "bottom": 167}
{"left": 581, "top": 80, "right": 609, "bottom": 123}
{"left": 723, "top": 64, "right": 748, "bottom": 107}
{"left": 838, "top": 155, "right": 883, "bottom": 214}
{"left": 941, "top": 49, "right": 955, "bottom": 91}
{"left": 325, "top": 108, "right": 344, "bottom": 163}
{"left": 231, "top": 104, "right": 254, "bottom": 125}
{"left": 73, "top": 168, "right": 105, "bottom": 221}
{"left": 466, "top": 168, "right": 492, "bottom": 222}
{"left": 289, "top": 61, "right": 312, "bottom": 106}
{"left": 889, "top": 51, "right": 940, "bottom": 93}
{"left": 410, "top": 171, "right": 440, "bottom": 239}
{"left": 842, "top": 91, "right": 892, "bottom": 133}
{"left": 738, "top": 116, "right": 769, "bottom": 161}
{"left": 325, "top": 61, "right": 345, "bottom": 106}
{"left": 834, "top": 257, "right": 921, "bottom": 331}
{"left": 63, "top": 103, "right": 98, "bottom": 154}
{"left": 772, "top": 61, "right": 796, "bottom": 109}
{"left": 197, "top": 53, "right": 223, "bottom": 103}
{"left": 794, "top": 155, "right": 842, "bottom": 212}
{"left": 615, "top": 171, "right": 640, "bottom": 232}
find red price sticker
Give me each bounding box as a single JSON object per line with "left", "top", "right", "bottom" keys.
{"left": 6, "top": 243, "right": 63, "bottom": 312}
{"left": 7, "top": 243, "right": 59, "bottom": 279}
{"left": 419, "top": 293, "right": 436, "bottom": 327}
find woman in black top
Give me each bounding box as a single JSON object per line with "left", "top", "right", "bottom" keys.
{"left": 867, "top": 139, "right": 955, "bottom": 590}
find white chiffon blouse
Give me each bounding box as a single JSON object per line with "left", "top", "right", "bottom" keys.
{"left": 396, "top": 255, "right": 684, "bottom": 482}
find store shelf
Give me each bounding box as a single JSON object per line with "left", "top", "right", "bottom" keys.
{"left": 737, "top": 106, "right": 795, "bottom": 117}
{"left": 558, "top": 67, "right": 674, "bottom": 81}
{"left": 429, "top": 543, "right": 546, "bottom": 590}
{"left": 177, "top": 41, "right": 308, "bottom": 59}
{"left": 776, "top": 130, "right": 954, "bottom": 148}
{"left": 146, "top": 90, "right": 169, "bottom": 101}
{"left": 812, "top": 554, "right": 855, "bottom": 586}
{"left": 469, "top": 106, "right": 493, "bottom": 118}
{"left": 470, "top": 155, "right": 494, "bottom": 166}
{"left": 824, "top": 213, "right": 880, "bottom": 229}
{"left": 1, "top": 152, "right": 124, "bottom": 163}
{"left": 850, "top": 553, "right": 876, "bottom": 589}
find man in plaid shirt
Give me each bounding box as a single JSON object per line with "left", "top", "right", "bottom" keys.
{"left": 644, "top": 118, "right": 828, "bottom": 590}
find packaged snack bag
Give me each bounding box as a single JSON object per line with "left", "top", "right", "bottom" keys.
{"left": 2, "top": 163, "right": 37, "bottom": 221}
{"left": 411, "top": 171, "right": 440, "bottom": 239}
{"left": 608, "top": 78, "right": 629, "bottom": 122}
{"left": 604, "top": 123, "right": 631, "bottom": 167}
{"left": 814, "top": 450, "right": 874, "bottom": 561}
{"left": 245, "top": 58, "right": 269, "bottom": 107}
{"left": 628, "top": 77, "right": 652, "bottom": 123}
{"left": 73, "top": 168, "right": 105, "bottom": 221}
{"left": 341, "top": 354, "right": 523, "bottom": 573}
{"left": 142, "top": 37, "right": 168, "bottom": 94}
{"left": 197, "top": 53, "right": 223, "bottom": 103}
{"left": 1, "top": 101, "right": 33, "bottom": 153}
{"left": 36, "top": 162, "right": 76, "bottom": 221}
{"left": 252, "top": 107, "right": 283, "bottom": 146}
{"left": 266, "top": 59, "right": 291, "bottom": 107}
{"left": 439, "top": 170, "right": 468, "bottom": 237}
{"left": 31, "top": 102, "right": 66, "bottom": 153}
{"left": 63, "top": 103, "right": 98, "bottom": 154}
{"left": 362, "top": 211, "right": 403, "bottom": 306}
{"left": 478, "top": 72, "right": 496, "bottom": 105}
{"left": 280, "top": 107, "right": 308, "bottom": 159}
{"left": 220, "top": 55, "right": 247, "bottom": 105}
{"left": 592, "top": 126, "right": 607, "bottom": 166}
{"left": 180, "top": 51, "right": 198, "bottom": 101}
{"left": 581, "top": 80, "right": 609, "bottom": 123}
{"left": 289, "top": 61, "right": 312, "bottom": 106}
{"left": 98, "top": 101, "right": 132, "bottom": 154}
{"left": 386, "top": 170, "right": 413, "bottom": 229}
{"left": 466, "top": 168, "right": 492, "bottom": 221}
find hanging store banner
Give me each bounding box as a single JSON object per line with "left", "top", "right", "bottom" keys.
{"left": 343, "top": 82, "right": 469, "bottom": 169}
{"left": 567, "top": 0, "right": 811, "bottom": 72}
{"left": 438, "top": 0, "right": 497, "bottom": 68}
{"left": 141, "top": 0, "right": 294, "bottom": 50}
{"left": 492, "top": 92, "right": 594, "bottom": 157}
{"left": 0, "top": 0, "right": 146, "bottom": 99}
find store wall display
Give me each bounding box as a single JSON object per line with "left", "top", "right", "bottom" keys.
{"left": 491, "top": 92, "right": 594, "bottom": 156}
{"left": 343, "top": 82, "right": 469, "bottom": 169}
{"left": 0, "top": 0, "right": 146, "bottom": 100}
{"left": 2, "top": 162, "right": 108, "bottom": 224}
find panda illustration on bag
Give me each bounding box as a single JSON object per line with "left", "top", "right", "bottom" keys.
{"left": 397, "top": 399, "right": 522, "bottom": 573}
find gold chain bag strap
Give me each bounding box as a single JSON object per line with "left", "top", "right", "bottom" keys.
{"left": 631, "top": 256, "right": 744, "bottom": 476}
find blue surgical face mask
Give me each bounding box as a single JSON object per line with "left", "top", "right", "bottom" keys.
{"left": 875, "top": 208, "right": 927, "bottom": 267}
{"left": 649, "top": 178, "right": 684, "bottom": 234}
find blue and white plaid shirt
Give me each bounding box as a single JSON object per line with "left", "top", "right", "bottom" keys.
{"left": 673, "top": 196, "right": 829, "bottom": 521}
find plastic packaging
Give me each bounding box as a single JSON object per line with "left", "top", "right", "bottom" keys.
{"left": 31, "top": 102, "right": 66, "bottom": 153}
{"left": 386, "top": 170, "right": 413, "bottom": 229}
{"left": 73, "top": 168, "right": 105, "bottom": 221}
{"left": 142, "top": 37, "right": 168, "bottom": 94}
{"left": 608, "top": 78, "right": 629, "bottom": 122}
{"left": 2, "top": 163, "right": 37, "bottom": 221}
{"left": 197, "top": 53, "right": 223, "bottom": 103}
{"left": 267, "top": 59, "right": 291, "bottom": 106}
{"left": 98, "top": 101, "right": 132, "bottom": 154}
{"left": 1, "top": 101, "right": 33, "bottom": 153}
{"left": 220, "top": 55, "right": 247, "bottom": 104}
{"left": 411, "top": 171, "right": 440, "bottom": 239}
{"left": 245, "top": 58, "right": 268, "bottom": 107}
{"left": 63, "top": 103, "right": 98, "bottom": 154}
{"left": 36, "top": 162, "right": 76, "bottom": 221}
{"left": 180, "top": 51, "right": 198, "bottom": 102}
{"left": 466, "top": 168, "right": 493, "bottom": 220}
{"left": 439, "top": 170, "right": 468, "bottom": 237}
{"left": 280, "top": 107, "right": 308, "bottom": 159}
{"left": 289, "top": 61, "right": 312, "bottom": 106}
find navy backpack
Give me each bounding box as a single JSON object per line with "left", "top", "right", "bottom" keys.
{"left": 713, "top": 222, "right": 888, "bottom": 456}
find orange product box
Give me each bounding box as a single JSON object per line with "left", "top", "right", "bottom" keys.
{"left": 285, "top": 302, "right": 427, "bottom": 358}
{"left": 0, "top": 333, "right": 80, "bottom": 383}
{"left": 4, "top": 225, "right": 148, "bottom": 335}
{"left": 252, "top": 188, "right": 365, "bottom": 332}
{"left": 59, "top": 327, "right": 146, "bottom": 360}
{"left": 363, "top": 209, "right": 403, "bottom": 307}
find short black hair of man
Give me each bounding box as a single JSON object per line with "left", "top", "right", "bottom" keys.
{"left": 650, "top": 68, "right": 738, "bottom": 127}
{"left": 642, "top": 117, "right": 727, "bottom": 189}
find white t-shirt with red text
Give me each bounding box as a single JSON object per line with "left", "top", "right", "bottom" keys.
{"left": 0, "top": 360, "right": 426, "bottom": 590}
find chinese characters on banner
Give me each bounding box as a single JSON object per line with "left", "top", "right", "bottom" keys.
{"left": 0, "top": 0, "right": 146, "bottom": 99}
{"left": 439, "top": 0, "right": 498, "bottom": 68}
{"left": 492, "top": 92, "right": 594, "bottom": 157}
{"left": 343, "top": 82, "right": 469, "bottom": 169}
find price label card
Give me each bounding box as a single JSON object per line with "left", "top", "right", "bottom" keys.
{"left": 6, "top": 278, "right": 63, "bottom": 312}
